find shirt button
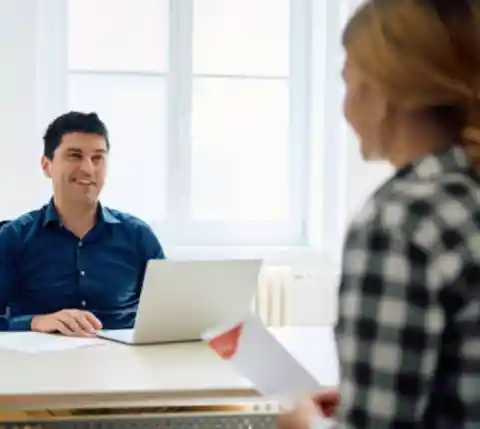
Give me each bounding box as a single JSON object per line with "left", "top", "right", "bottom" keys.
{"left": 78, "top": 241, "right": 83, "bottom": 247}
{"left": 80, "top": 270, "right": 85, "bottom": 276}
{"left": 81, "top": 300, "right": 86, "bottom": 307}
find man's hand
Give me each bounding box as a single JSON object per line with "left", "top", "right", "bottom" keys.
{"left": 31, "top": 309, "right": 102, "bottom": 336}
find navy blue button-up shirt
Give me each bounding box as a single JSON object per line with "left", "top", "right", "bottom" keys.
{"left": 0, "top": 200, "right": 165, "bottom": 331}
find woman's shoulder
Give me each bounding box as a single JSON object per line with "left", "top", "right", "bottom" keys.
{"left": 349, "top": 170, "right": 480, "bottom": 250}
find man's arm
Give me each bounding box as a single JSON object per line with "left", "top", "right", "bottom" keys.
{"left": 1, "top": 223, "right": 37, "bottom": 331}
{"left": 0, "top": 222, "right": 62, "bottom": 332}
{"left": 1, "top": 221, "right": 103, "bottom": 334}
{"left": 336, "top": 225, "right": 451, "bottom": 427}
{"left": 0, "top": 224, "right": 19, "bottom": 330}
{"left": 137, "top": 221, "right": 165, "bottom": 260}
{"left": 7, "top": 315, "right": 34, "bottom": 331}
{"left": 134, "top": 220, "right": 165, "bottom": 297}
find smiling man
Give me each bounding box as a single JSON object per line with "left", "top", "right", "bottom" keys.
{"left": 0, "top": 112, "right": 165, "bottom": 334}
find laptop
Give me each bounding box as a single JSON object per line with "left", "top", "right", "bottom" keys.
{"left": 97, "top": 259, "right": 262, "bottom": 345}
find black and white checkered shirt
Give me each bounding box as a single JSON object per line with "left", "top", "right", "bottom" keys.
{"left": 335, "top": 146, "right": 480, "bottom": 428}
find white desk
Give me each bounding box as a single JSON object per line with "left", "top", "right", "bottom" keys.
{"left": 0, "top": 327, "right": 338, "bottom": 413}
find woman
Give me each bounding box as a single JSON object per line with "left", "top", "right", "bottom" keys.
{"left": 280, "top": 0, "right": 480, "bottom": 427}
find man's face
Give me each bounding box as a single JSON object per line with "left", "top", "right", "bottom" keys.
{"left": 41, "top": 132, "right": 108, "bottom": 206}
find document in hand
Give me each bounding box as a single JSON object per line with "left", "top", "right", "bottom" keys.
{"left": 203, "top": 314, "right": 321, "bottom": 405}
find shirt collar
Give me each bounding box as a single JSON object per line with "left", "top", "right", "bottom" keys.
{"left": 43, "top": 199, "right": 120, "bottom": 227}
{"left": 396, "top": 145, "right": 471, "bottom": 180}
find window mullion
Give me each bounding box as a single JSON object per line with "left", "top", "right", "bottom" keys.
{"left": 305, "top": 0, "right": 327, "bottom": 251}
{"left": 166, "top": 0, "right": 193, "bottom": 225}
{"left": 289, "top": 0, "right": 312, "bottom": 243}
{"left": 37, "top": 0, "right": 69, "bottom": 135}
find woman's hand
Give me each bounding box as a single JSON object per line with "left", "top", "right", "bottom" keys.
{"left": 277, "top": 398, "right": 319, "bottom": 429}
{"left": 277, "top": 389, "right": 340, "bottom": 429}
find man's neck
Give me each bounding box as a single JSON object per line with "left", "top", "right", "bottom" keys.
{"left": 53, "top": 197, "right": 98, "bottom": 238}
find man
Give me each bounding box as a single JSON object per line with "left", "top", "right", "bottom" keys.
{"left": 0, "top": 112, "right": 165, "bottom": 335}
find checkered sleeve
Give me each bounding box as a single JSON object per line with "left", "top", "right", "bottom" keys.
{"left": 334, "top": 194, "right": 469, "bottom": 427}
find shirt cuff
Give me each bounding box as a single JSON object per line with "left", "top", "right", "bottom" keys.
{"left": 8, "top": 315, "right": 34, "bottom": 331}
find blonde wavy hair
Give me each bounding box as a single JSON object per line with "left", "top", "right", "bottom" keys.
{"left": 343, "top": 0, "right": 480, "bottom": 165}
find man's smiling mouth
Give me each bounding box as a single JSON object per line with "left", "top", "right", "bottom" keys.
{"left": 72, "top": 178, "right": 95, "bottom": 186}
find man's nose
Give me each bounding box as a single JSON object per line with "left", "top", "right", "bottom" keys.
{"left": 79, "top": 157, "right": 95, "bottom": 175}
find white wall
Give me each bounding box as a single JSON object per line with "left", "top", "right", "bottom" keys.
{"left": 0, "top": 1, "right": 65, "bottom": 220}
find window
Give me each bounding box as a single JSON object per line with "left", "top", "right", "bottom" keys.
{"left": 67, "top": 0, "right": 169, "bottom": 227}
{"left": 40, "top": 0, "right": 393, "bottom": 263}
{"left": 66, "top": 0, "right": 310, "bottom": 249}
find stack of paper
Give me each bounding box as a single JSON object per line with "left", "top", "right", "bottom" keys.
{"left": 0, "top": 332, "right": 105, "bottom": 354}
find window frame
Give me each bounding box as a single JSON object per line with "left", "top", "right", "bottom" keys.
{"left": 164, "top": 0, "right": 312, "bottom": 247}
{"left": 37, "top": 0, "right": 328, "bottom": 261}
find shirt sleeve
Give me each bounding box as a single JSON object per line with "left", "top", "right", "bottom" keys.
{"left": 0, "top": 224, "right": 19, "bottom": 331}
{"left": 335, "top": 215, "right": 455, "bottom": 427}
{"left": 134, "top": 220, "right": 165, "bottom": 297}
{"left": 8, "top": 315, "right": 34, "bottom": 331}
{"left": 138, "top": 222, "right": 165, "bottom": 260}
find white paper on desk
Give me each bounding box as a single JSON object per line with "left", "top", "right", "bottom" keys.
{"left": 0, "top": 332, "right": 105, "bottom": 353}
{"left": 203, "top": 314, "right": 322, "bottom": 406}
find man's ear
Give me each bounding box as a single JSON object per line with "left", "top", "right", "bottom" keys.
{"left": 41, "top": 156, "right": 52, "bottom": 178}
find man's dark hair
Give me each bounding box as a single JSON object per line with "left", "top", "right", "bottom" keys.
{"left": 43, "top": 111, "right": 110, "bottom": 160}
